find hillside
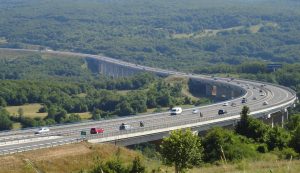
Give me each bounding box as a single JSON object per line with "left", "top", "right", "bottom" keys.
{"left": 1, "top": 0, "right": 300, "bottom": 71}
{"left": 0, "top": 142, "right": 299, "bottom": 173}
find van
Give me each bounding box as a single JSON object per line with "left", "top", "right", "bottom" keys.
{"left": 170, "top": 107, "right": 183, "bottom": 115}
{"left": 90, "top": 128, "right": 104, "bottom": 134}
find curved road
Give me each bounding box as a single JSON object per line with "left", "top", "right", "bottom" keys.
{"left": 0, "top": 48, "right": 297, "bottom": 155}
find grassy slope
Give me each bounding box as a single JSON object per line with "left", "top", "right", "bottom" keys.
{"left": 0, "top": 142, "right": 146, "bottom": 173}
{"left": 0, "top": 142, "right": 299, "bottom": 173}
{"left": 6, "top": 104, "right": 47, "bottom": 118}
{"left": 171, "top": 22, "right": 278, "bottom": 39}
{"left": 164, "top": 75, "right": 198, "bottom": 101}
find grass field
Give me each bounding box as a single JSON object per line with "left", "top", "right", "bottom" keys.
{"left": 6, "top": 104, "right": 47, "bottom": 118}
{"left": 172, "top": 22, "right": 278, "bottom": 39}
{"left": 0, "top": 142, "right": 147, "bottom": 173}
{"left": 164, "top": 75, "right": 198, "bottom": 100}
{"left": 6, "top": 103, "right": 92, "bottom": 123}
{"left": 0, "top": 142, "right": 299, "bottom": 173}
{"left": 191, "top": 159, "right": 300, "bottom": 173}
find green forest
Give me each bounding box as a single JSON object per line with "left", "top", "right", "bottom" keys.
{"left": 0, "top": 0, "right": 300, "bottom": 71}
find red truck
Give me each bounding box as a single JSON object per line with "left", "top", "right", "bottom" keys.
{"left": 90, "top": 128, "right": 104, "bottom": 134}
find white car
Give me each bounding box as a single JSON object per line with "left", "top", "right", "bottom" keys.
{"left": 223, "top": 102, "right": 229, "bottom": 106}
{"left": 263, "top": 101, "right": 268, "bottom": 105}
{"left": 170, "top": 107, "right": 183, "bottom": 115}
{"left": 35, "top": 127, "right": 50, "bottom": 134}
{"left": 260, "top": 93, "right": 265, "bottom": 96}
{"left": 192, "top": 109, "right": 199, "bottom": 114}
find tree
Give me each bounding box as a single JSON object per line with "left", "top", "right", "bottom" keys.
{"left": 92, "top": 109, "right": 102, "bottom": 120}
{"left": 235, "top": 106, "right": 269, "bottom": 142}
{"left": 18, "top": 108, "right": 24, "bottom": 117}
{"left": 235, "top": 106, "right": 250, "bottom": 136}
{"left": 0, "top": 108, "right": 13, "bottom": 130}
{"left": 160, "top": 129, "right": 203, "bottom": 173}
{"left": 266, "top": 126, "right": 291, "bottom": 150}
{"left": 291, "top": 125, "right": 300, "bottom": 153}
{"left": 0, "top": 97, "right": 7, "bottom": 107}
{"left": 130, "top": 157, "right": 145, "bottom": 173}
{"left": 202, "top": 127, "right": 257, "bottom": 163}
{"left": 286, "top": 114, "right": 300, "bottom": 131}
{"left": 117, "top": 100, "right": 134, "bottom": 116}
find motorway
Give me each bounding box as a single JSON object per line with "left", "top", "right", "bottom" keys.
{"left": 0, "top": 48, "right": 297, "bottom": 155}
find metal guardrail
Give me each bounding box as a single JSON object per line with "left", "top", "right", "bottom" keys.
{"left": 0, "top": 138, "right": 82, "bottom": 155}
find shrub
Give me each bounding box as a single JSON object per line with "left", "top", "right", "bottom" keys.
{"left": 266, "top": 126, "right": 291, "bottom": 151}
{"left": 272, "top": 147, "right": 299, "bottom": 160}
{"left": 257, "top": 144, "right": 268, "bottom": 153}
{"left": 202, "top": 127, "right": 258, "bottom": 163}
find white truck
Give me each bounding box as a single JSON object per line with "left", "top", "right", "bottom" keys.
{"left": 170, "top": 107, "right": 183, "bottom": 115}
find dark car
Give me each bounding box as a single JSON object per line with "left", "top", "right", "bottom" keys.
{"left": 241, "top": 98, "right": 247, "bottom": 103}
{"left": 218, "top": 109, "right": 227, "bottom": 115}
{"left": 119, "top": 123, "right": 132, "bottom": 130}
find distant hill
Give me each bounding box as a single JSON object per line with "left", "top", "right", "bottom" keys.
{"left": 0, "top": 0, "right": 300, "bottom": 72}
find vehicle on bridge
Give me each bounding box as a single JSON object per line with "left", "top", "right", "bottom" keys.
{"left": 231, "top": 102, "right": 237, "bottom": 107}
{"left": 90, "top": 128, "right": 104, "bottom": 134}
{"left": 35, "top": 127, "right": 50, "bottom": 134}
{"left": 223, "top": 102, "right": 229, "bottom": 106}
{"left": 139, "top": 121, "right": 144, "bottom": 127}
{"left": 218, "top": 109, "right": 227, "bottom": 115}
{"left": 119, "top": 123, "right": 132, "bottom": 130}
{"left": 170, "top": 107, "right": 183, "bottom": 115}
{"left": 192, "top": 109, "right": 199, "bottom": 114}
{"left": 241, "top": 98, "right": 247, "bottom": 103}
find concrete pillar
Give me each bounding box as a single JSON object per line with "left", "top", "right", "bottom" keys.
{"left": 271, "top": 116, "right": 274, "bottom": 128}
{"left": 281, "top": 114, "right": 284, "bottom": 128}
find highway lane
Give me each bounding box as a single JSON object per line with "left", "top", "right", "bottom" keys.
{"left": 0, "top": 48, "right": 297, "bottom": 154}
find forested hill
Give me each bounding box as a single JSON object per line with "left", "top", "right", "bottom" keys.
{"left": 0, "top": 0, "right": 300, "bottom": 71}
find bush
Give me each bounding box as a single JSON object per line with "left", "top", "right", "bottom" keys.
{"left": 272, "top": 147, "right": 299, "bottom": 160}
{"left": 202, "top": 127, "right": 258, "bottom": 163}
{"left": 0, "top": 108, "right": 13, "bottom": 130}
{"left": 236, "top": 106, "right": 270, "bottom": 143}
{"left": 291, "top": 125, "right": 300, "bottom": 153}
{"left": 257, "top": 144, "right": 268, "bottom": 153}
{"left": 266, "top": 126, "right": 291, "bottom": 151}
{"left": 38, "top": 106, "right": 48, "bottom": 113}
